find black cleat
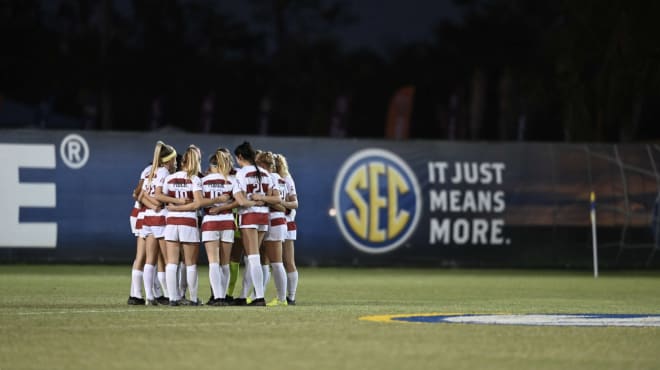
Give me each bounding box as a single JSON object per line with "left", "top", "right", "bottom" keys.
{"left": 247, "top": 298, "right": 266, "bottom": 306}
{"left": 208, "top": 298, "right": 227, "bottom": 306}
{"left": 286, "top": 297, "right": 296, "bottom": 306}
{"left": 169, "top": 300, "right": 179, "bottom": 306}
{"left": 188, "top": 299, "right": 202, "bottom": 306}
{"left": 146, "top": 299, "right": 158, "bottom": 306}
{"left": 155, "top": 296, "right": 170, "bottom": 305}
{"left": 230, "top": 298, "right": 247, "bottom": 306}
{"left": 224, "top": 295, "right": 234, "bottom": 304}
{"left": 127, "top": 296, "right": 145, "bottom": 305}
{"left": 206, "top": 295, "right": 215, "bottom": 305}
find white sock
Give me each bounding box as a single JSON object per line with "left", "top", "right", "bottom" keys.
{"left": 178, "top": 262, "right": 187, "bottom": 297}
{"left": 287, "top": 271, "right": 298, "bottom": 301}
{"left": 220, "top": 264, "right": 230, "bottom": 299}
{"left": 157, "top": 271, "right": 168, "bottom": 298}
{"left": 153, "top": 276, "right": 163, "bottom": 297}
{"left": 143, "top": 264, "right": 155, "bottom": 300}
{"left": 271, "top": 262, "right": 287, "bottom": 301}
{"left": 248, "top": 254, "right": 264, "bottom": 299}
{"left": 166, "top": 263, "right": 179, "bottom": 301}
{"left": 186, "top": 265, "right": 198, "bottom": 302}
{"left": 262, "top": 265, "right": 271, "bottom": 296}
{"left": 131, "top": 269, "right": 143, "bottom": 298}
{"left": 240, "top": 256, "right": 252, "bottom": 299}
{"left": 209, "top": 263, "right": 223, "bottom": 299}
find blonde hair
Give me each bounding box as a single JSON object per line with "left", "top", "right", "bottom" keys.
{"left": 211, "top": 148, "right": 233, "bottom": 177}
{"left": 181, "top": 146, "right": 201, "bottom": 178}
{"left": 274, "top": 153, "right": 290, "bottom": 178}
{"left": 147, "top": 140, "right": 176, "bottom": 188}
{"left": 255, "top": 150, "right": 275, "bottom": 172}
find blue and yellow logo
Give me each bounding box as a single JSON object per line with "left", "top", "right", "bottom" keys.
{"left": 333, "top": 148, "right": 421, "bottom": 254}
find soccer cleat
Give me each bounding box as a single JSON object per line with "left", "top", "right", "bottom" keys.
{"left": 188, "top": 299, "right": 203, "bottom": 306}
{"left": 179, "top": 298, "right": 193, "bottom": 306}
{"left": 286, "top": 297, "right": 296, "bottom": 306}
{"left": 247, "top": 298, "right": 266, "bottom": 306}
{"left": 224, "top": 295, "right": 234, "bottom": 304}
{"left": 169, "top": 300, "right": 179, "bottom": 307}
{"left": 127, "top": 296, "right": 145, "bottom": 305}
{"left": 146, "top": 299, "right": 158, "bottom": 306}
{"left": 156, "top": 296, "right": 170, "bottom": 305}
{"left": 230, "top": 298, "right": 247, "bottom": 306}
{"left": 206, "top": 295, "right": 215, "bottom": 305}
{"left": 246, "top": 297, "right": 253, "bottom": 305}
{"left": 208, "top": 298, "right": 227, "bottom": 306}
{"left": 266, "top": 298, "right": 288, "bottom": 307}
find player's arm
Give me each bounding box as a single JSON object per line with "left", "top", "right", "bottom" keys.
{"left": 132, "top": 179, "right": 144, "bottom": 201}
{"left": 282, "top": 194, "right": 298, "bottom": 210}
{"left": 167, "top": 190, "right": 203, "bottom": 212}
{"left": 208, "top": 199, "right": 239, "bottom": 215}
{"left": 252, "top": 188, "right": 281, "bottom": 205}
{"left": 198, "top": 194, "right": 230, "bottom": 208}
{"left": 154, "top": 187, "right": 187, "bottom": 206}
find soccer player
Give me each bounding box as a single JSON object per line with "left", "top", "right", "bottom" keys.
{"left": 127, "top": 163, "right": 150, "bottom": 305}
{"left": 136, "top": 141, "right": 177, "bottom": 306}
{"left": 200, "top": 148, "right": 239, "bottom": 306}
{"left": 231, "top": 141, "right": 273, "bottom": 306}
{"left": 275, "top": 153, "right": 299, "bottom": 305}
{"left": 254, "top": 151, "right": 288, "bottom": 306}
{"left": 162, "top": 146, "right": 204, "bottom": 306}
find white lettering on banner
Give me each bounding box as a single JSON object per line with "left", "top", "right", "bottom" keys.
{"left": 0, "top": 144, "right": 57, "bottom": 248}
{"left": 427, "top": 161, "right": 509, "bottom": 246}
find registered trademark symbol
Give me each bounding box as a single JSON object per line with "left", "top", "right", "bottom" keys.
{"left": 60, "top": 133, "right": 89, "bottom": 169}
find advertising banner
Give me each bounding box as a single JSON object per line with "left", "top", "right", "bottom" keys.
{"left": 1, "top": 130, "right": 658, "bottom": 268}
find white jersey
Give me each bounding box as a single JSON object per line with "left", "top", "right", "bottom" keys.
{"left": 283, "top": 174, "right": 297, "bottom": 223}
{"left": 162, "top": 171, "right": 202, "bottom": 227}
{"left": 233, "top": 164, "right": 272, "bottom": 226}
{"left": 201, "top": 172, "right": 236, "bottom": 231}
{"left": 269, "top": 172, "right": 287, "bottom": 227}
{"left": 142, "top": 166, "right": 170, "bottom": 227}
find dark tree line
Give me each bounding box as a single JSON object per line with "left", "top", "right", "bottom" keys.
{"left": 1, "top": 0, "right": 659, "bottom": 142}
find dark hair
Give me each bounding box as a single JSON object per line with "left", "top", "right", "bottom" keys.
{"left": 235, "top": 141, "right": 261, "bottom": 188}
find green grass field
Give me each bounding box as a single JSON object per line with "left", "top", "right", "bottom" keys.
{"left": 1, "top": 265, "right": 659, "bottom": 370}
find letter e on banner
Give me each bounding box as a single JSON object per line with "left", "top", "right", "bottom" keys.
{"left": 0, "top": 144, "right": 57, "bottom": 248}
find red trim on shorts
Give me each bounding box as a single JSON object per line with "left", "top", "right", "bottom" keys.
{"left": 270, "top": 217, "right": 287, "bottom": 226}
{"left": 240, "top": 212, "right": 269, "bottom": 226}
{"left": 136, "top": 219, "right": 144, "bottom": 229}
{"left": 166, "top": 217, "right": 198, "bottom": 227}
{"left": 202, "top": 220, "right": 235, "bottom": 231}
{"left": 143, "top": 215, "right": 166, "bottom": 226}
{"left": 287, "top": 221, "right": 297, "bottom": 231}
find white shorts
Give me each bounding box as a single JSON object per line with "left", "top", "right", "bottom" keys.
{"left": 140, "top": 224, "right": 165, "bottom": 239}
{"left": 264, "top": 223, "right": 286, "bottom": 242}
{"left": 241, "top": 224, "right": 269, "bottom": 232}
{"left": 202, "top": 230, "right": 235, "bottom": 243}
{"left": 164, "top": 224, "right": 200, "bottom": 243}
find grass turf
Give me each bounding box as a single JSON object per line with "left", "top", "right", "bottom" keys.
{"left": 1, "top": 265, "right": 659, "bottom": 370}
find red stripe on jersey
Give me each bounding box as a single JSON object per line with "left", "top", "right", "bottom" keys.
{"left": 287, "top": 221, "right": 297, "bottom": 231}
{"left": 270, "top": 217, "right": 287, "bottom": 226}
{"left": 136, "top": 218, "right": 144, "bottom": 229}
{"left": 201, "top": 220, "right": 236, "bottom": 231}
{"left": 240, "top": 212, "right": 269, "bottom": 226}
{"left": 204, "top": 178, "right": 229, "bottom": 185}
{"left": 130, "top": 207, "right": 140, "bottom": 217}
{"left": 167, "top": 217, "right": 198, "bottom": 227}
{"left": 143, "top": 215, "right": 166, "bottom": 226}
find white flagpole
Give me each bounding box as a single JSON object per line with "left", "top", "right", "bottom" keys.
{"left": 590, "top": 191, "right": 599, "bottom": 278}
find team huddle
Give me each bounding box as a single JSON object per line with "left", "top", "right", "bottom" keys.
{"left": 127, "top": 140, "right": 299, "bottom": 306}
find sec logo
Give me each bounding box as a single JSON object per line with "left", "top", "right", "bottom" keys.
{"left": 333, "top": 148, "right": 421, "bottom": 254}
